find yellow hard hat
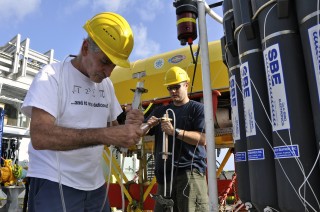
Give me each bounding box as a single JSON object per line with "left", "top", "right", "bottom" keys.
{"left": 164, "top": 66, "right": 190, "bottom": 86}
{"left": 83, "top": 12, "right": 134, "bottom": 68}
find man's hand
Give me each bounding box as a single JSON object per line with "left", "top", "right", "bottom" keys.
{"left": 146, "top": 116, "right": 161, "bottom": 128}
{"left": 112, "top": 108, "right": 144, "bottom": 148}
{"left": 160, "top": 118, "right": 174, "bottom": 136}
{"left": 106, "top": 124, "right": 143, "bottom": 148}
{"left": 125, "top": 109, "right": 144, "bottom": 125}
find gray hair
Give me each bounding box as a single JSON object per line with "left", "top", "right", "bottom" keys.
{"left": 86, "top": 36, "right": 101, "bottom": 53}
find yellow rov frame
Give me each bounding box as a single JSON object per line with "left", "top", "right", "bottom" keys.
{"left": 111, "top": 40, "right": 229, "bottom": 104}
{"left": 111, "top": 39, "right": 233, "bottom": 148}
{"left": 104, "top": 40, "right": 234, "bottom": 211}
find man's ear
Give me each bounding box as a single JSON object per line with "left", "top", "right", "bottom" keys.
{"left": 81, "top": 39, "right": 89, "bottom": 56}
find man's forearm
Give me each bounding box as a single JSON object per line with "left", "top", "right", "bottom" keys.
{"left": 176, "top": 130, "right": 206, "bottom": 146}
{"left": 30, "top": 107, "right": 144, "bottom": 151}
{"left": 30, "top": 123, "right": 113, "bottom": 151}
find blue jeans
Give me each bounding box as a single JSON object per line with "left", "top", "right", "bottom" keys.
{"left": 27, "top": 177, "right": 110, "bottom": 212}
{"left": 154, "top": 170, "right": 209, "bottom": 212}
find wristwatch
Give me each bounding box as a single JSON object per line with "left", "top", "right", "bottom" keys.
{"left": 175, "top": 128, "right": 181, "bottom": 137}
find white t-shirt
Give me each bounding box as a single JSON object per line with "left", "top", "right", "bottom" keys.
{"left": 21, "top": 61, "right": 122, "bottom": 190}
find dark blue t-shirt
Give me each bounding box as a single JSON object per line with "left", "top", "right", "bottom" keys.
{"left": 146, "top": 100, "right": 207, "bottom": 184}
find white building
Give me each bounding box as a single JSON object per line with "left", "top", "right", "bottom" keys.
{"left": 0, "top": 34, "right": 59, "bottom": 164}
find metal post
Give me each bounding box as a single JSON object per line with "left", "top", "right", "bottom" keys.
{"left": 12, "top": 34, "right": 21, "bottom": 74}
{"left": 0, "top": 186, "right": 25, "bottom": 212}
{"left": 197, "top": 0, "right": 219, "bottom": 211}
{"left": 0, "top": 108, "right": 4, "bottom": 171}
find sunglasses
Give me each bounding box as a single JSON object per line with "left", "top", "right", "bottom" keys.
{"left": 167, "top": 84, "right": 181, "bottom": 91}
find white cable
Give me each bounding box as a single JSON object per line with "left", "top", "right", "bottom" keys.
{"left": 56, "top": 152, "right": 67, "bottom": 212}
{"left": 56, "top": 55, "right": 73, "bottom": 212}
{"left": 242, "top": 46, "right": 303, "bottom": 194}
{"left": 252, "top": 0, "right": 277, "bottom": 20}
{"left": 226, "top": 9, "right": 312, "bottom": 209}
{"left": 120, "top": 153, "right": 126, "bottom": 212}
{"left": 227, "top": 2, "right": 320, "bottom": 209}
{"left": 99, "top": 115, "right": 115, "bottom": 212}
{"left": 54, "top": 54, "right": 119, "bottom": 212}
{"left": 163, "top": 109, "right": 176, "bottom": 212}
{"left": 162, "top": 116, "right": 168, "bottom": 198}
{"left": 292, "top": 2, "right": 320, "bottom": 208}
{"left": 262, "top": 4, "right": 320, "bottom": 210}
{"left": 55, "top": 55, "right": 114, "bottom": 212}
{"left": 233, "top": 46, "right": 314, "bottom": 212}
{"left": 162, "top": 112, "right": 171, "bottom": 199}
{"left": 265, "top": 206, "right": 280, "bottom": 212}
{"left": 165, "top": 108, "right": 176, "bottom": 197}
{"left": 182, "top": 128, "right": 203, "bottom": 199}
{"left": 317, "top": 0, "right": 320, "bottom": 95}
{"left": 99, "top": 148, "right": 113, "bottom": 212}
{"left": 164, "top": 159, "right": 167, "bottom": 197}
{"left": 251, "top": 81, "right": 314, "bottom": 208}
{"left": 298, "top": 149, "right": 320, "bottom": 212}
{"left": 254, "top": 73, "right": 317, "bottom": 210}
{"left": 254, "top": 123, "right": 306, "bottom": 206}
{"left": 164, "top": 106, "right": 204, "bottom": 200}
{"left": 298, "top": 1, "right": 320, "bottom": 211}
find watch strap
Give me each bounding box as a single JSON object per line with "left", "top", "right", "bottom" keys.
{"left": 175, "top": 128, "right": 181, "bottom": 137}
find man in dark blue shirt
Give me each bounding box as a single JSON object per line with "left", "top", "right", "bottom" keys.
{"left": 144, "top": 66, "right": 209, "bottom": 212}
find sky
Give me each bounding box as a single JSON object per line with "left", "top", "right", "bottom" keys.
{"left": 0, "top": 0, "right": 234, "bottom": 171}
{"left": 0, "top": 0, "right": 225, "bottom": 62}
